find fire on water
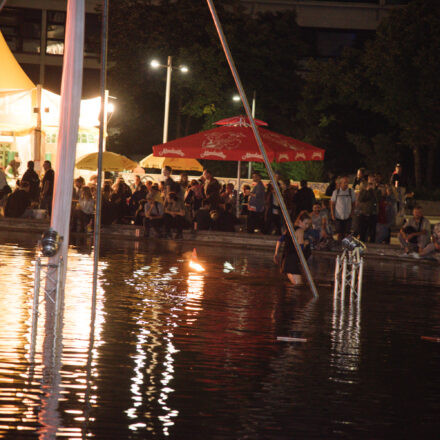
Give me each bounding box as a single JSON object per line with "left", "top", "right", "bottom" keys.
{"left": 189, "top": 260, "right": 205, "bottom": 272}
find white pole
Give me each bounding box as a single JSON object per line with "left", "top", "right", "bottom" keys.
{"left": 163, "top": 56, "right": 172, "bottom": 143}
{"left": 358, "top": 257, "right": 364, "bottom": 298}
{"left": 45, "top": 0, "right": 85, "bottom": 294}
{"left": 206, "top": 0, "right": 318, "bottom": 298}
{"left": 236, "top": 160, "right": 241, "bottom": 218}
{"left": 341, "top": 254, "right": 347, "bottom": 300}
{"left": 334, "top": 255, "right": 340, "bottom": 297}
{"left": 248, "top": 90, "right": 256, "bottom": 179}
{"left": 30, "top": 257, "right": 41, "bottom": 361}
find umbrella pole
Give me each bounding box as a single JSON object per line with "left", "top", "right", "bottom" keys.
{"left": 206, "top": 0, "right": 318, "bottom": 298}
{"left": 91, "top": 0, "right": 109, "bottom": 320}
{"left": 236, "top": 161, "right": 241, "bottom": 218}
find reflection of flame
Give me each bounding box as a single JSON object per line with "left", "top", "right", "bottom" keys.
{"left": 189, "top": 260, "right": 205, "bottom": 272}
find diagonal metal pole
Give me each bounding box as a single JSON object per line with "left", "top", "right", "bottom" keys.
{"left": 206, "top": 0, "right": 318, "bottom": 298}
{"left": 0, "top": 0, "right": 7, "bottom": 13}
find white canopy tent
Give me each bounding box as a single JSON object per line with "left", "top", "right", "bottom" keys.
{"left": 0, "top": 30, "right": 101, "bottom": 174}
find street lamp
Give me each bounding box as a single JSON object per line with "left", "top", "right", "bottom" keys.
{"left": 233, "top": 90, "right": 256, "bottom": 178}
{"left": 150, "top": 56, "right": 188, "bottom": 143}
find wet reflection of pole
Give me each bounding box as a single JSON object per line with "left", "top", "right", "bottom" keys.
{"left": 37, "top": 294, "right": 63, "bottom": 439}
{"left": 330, "top": 274, "right": 361, "bottom": 383}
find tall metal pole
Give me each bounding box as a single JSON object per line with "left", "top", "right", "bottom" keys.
{"left": 206, "top": 0, "right": 318, "bottom": 298}
{"left": 248, "top": 90, "right": 256, "bottom": 179}
{"left": 163, "top": 56, "right": 172, "bottom": 143}
{"left": 46, "top": 0, "right": 85, "bottom": 293}
{"left": 91, "top": 0, "right": 109, "bottom": 322}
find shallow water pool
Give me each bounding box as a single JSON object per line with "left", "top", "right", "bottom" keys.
{"left": 0, "top": 231, "right": 438, "bottom": 439}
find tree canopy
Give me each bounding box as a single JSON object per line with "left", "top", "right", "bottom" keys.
{"left": 297, "top": 0, "right": 440, "bottom": 188}
{"left": 107, "top": 0, "right": 306, "bottom": 167}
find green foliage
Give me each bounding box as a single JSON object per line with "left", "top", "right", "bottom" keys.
{"left": 253, "top": 161, "right": 324, "bottom": 182}
{"left": 297, "top": 0, "right": 440, "bottom": 188}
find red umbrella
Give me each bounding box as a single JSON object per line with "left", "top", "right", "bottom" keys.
{"left": 153, "top": 124, "right": 325, "bottom": 162}
{"left": 214, "top": 115, "right": 268, "bottom": 127}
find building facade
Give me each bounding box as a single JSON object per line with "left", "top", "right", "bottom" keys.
{"left": 0, "top": 0, "right": 101, "bottom": 96}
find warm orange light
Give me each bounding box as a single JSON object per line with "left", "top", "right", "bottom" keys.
{"left": 189, "top": 248, "right": 205, "bottom": 272}
{"left": 189, "top": 260, "right": 205, "bottom": 272}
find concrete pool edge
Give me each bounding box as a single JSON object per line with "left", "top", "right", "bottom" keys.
{"left": 0, "top": 217, "right": 438, "bottom": 265}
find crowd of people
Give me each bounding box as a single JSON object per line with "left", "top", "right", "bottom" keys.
{"left": 0, "top": 160, "right": 439, "bottom": 262}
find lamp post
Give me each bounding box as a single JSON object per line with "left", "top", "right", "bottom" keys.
{"left": 151, "top": 56, "right": 188, "bottom": 143}
{"left": 233, "top": 90, "right": 256, "bottom": 178}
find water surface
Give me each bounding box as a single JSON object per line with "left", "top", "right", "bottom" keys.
{"left": 0, "top": 231, "right": 438, "bottom": 439}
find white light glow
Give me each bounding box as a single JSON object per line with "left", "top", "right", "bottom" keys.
{"left": 150, "top": 60, "right": 160, "bottom": 68}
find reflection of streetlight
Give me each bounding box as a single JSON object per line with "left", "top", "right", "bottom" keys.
{"left": 150, "top": 56, "right": 188, "bottom": 143}
{"left": 233, "top": 90, "right": 256, "bottom": 177}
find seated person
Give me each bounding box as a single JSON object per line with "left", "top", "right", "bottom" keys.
{"left": 4, "top": 180, "right": 31, "bottom": 218}
{"left": 143, "top": 192, "right": 164, "bottom": 238}
{"left": 163, "top": 191, "right": 185, "bottom": 239}
{"left": 211, "top": 204, "right": 238, "bottom": 232}
{"left": 193, "top": 200, "right": 212, "bottom": 231}
{"left": 398, "top": 205, "right": 431, "bottom": 254}
{"left": 414, "top": 223, "right": 440, "bottom": 259}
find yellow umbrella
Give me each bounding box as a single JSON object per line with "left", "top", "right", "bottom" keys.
{"left": 139, "top": 154, "right": 203, "bottom": 172}
{"left": 75, "top": 151, "right": 138, "bottom": 172}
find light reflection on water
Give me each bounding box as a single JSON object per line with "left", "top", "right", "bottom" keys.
{"left": 0, "top": 232, "right": 438, "bottom": 439}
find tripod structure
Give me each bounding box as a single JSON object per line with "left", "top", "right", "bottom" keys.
{"left": 334, "top": 247, "right": 364, "bottom": 300}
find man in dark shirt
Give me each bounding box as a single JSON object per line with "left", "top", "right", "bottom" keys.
{"left": 292, "top": 179, "right": 316, "bottom": 217}
{"left": 21, "top": 161, "right": 40, "bottom": 202}
{"left": 4, "top": 181, "right": 31, "bottom": 218}
{"left": 40, "top": 160, "right": 55, "bottom": 216}
{"left": 193, "top": 200, "right": 212, "bottom": 231}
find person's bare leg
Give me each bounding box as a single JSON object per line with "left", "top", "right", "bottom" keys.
{"left": 287, "top": 273, "right": 304, "bottom": 286}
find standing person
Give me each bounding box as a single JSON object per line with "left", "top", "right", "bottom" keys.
{"left": 390, "top": 163, "right": 408, "bottom": 225}
{"left": 40, "top": 160, "right": 55, "bottom": 216}
{"left": 72, "top": 176, "right": 85, "bottom": 201}
{"left": 21, "top": 161, "right": 40, "bottom": 203}
{"left": 330, "top": 176, "right": 356, "bottom": 241}
{"left": 202, "top": 169, "right": 221, "bottom": 208}
{"left": 185, "top": 179, "right": 203, "bottom": 218}
{"left": 357, "top": 174, "right": 380, "bottom": 242}
{"left": 292, "top": 179, "right": 316, "bottom": 218}
{"left": 325, "top": 174, "right": 337, "bottom": 197}
{"left": 161, "top": 165, "right": 175, "bottom": 198}
{"left": 273, "top": 211, "right": 312, "bottom": 286}
{"left": 353, "top": 168, "right": 367, "bottom": 190}
{"left": 247, "top": 171, "right": 265, "bottom": 233}
{"left": 263, "top": 183, "right": 282, "bottom": 235}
